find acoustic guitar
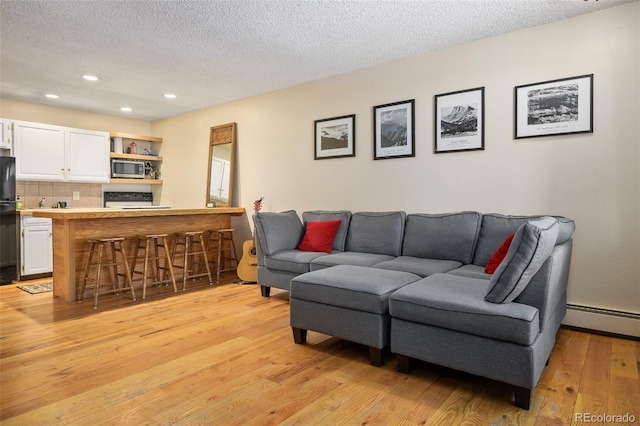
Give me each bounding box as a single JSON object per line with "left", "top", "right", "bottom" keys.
{"left": 237, "top": 240, "right": 258, "bottom": 283}
{"left": 237, "top": 197, "right": 263, "bottom": 283}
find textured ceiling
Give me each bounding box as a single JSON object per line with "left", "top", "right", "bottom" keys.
{"left": 0, "top": 0, "right": 633, "bottom": 121}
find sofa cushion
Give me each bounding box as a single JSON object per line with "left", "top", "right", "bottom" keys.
{"left": 302, "top": 210, "right": 352, "bottom": 251}
{"left": 485, "top": 234, "right": 514, "bottom": 274}
{"left": 264, "top": 250, "right": 329, "bottom": 274}
{"left": 310, "top": 251, "right": 396, "bottom": 270}
{"left": 473, "top": 214, "right": 534, "bottom": 267}
{"left": 389, "top": 274, "right": 540, "bottom": 346}
{"left": 372, "top": 256, "right": 462, "bottom": 277}
{"left": 485, "top": 217, "right": 560, "bottom": 304}
{"left": 402, "top": 212, "right": 481, "bottom": 264}
{"left": 253, "top": 211, "right": 304, "bottom": 256}
{"left": 298, "top": 220, "right": 342, "bottom": 253}
{"left": 446, "top": 264, "right": 491, "bottom": 280}
{"left": 345, "top": 211, "right": 406, "bottom": 256}
{"left": 291, "top": 265, "right": 421, "bottom": 314}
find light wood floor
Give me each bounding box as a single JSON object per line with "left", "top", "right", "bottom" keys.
{"left": 1, "top": 277, "right": 638, "bottom": 425}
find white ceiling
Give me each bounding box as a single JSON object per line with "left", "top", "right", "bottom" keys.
{"left": 0, "top": 0, "right": 632, "bottom": 122}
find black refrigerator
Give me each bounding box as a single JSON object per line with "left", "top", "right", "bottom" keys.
{"left": 0, "top": 157, "right": 18, "bottom": 284}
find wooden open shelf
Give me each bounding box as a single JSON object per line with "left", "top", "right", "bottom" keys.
{"left": 110, "top": 152, "right": 163, "bottom": 161}
{"left": 110, "top": 132, "right": 162, "bottom": 143}
{"left": 110, "top": 178, "right": 163, "bottom": 185}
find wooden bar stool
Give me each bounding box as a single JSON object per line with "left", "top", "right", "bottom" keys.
{"left": 216, "top": 228, "right": 239, "bottom": 284}
{"left": 171, "top": 231, "right": 213, "bottom": 290}
{"left": 79, "top": 238, "right": 136, "bottom": 309}
{"left": 130, "top": 234, "right": 177, "bottom": 299}
{"left": 204, "top": 230, "right": 220, "bottom": 274}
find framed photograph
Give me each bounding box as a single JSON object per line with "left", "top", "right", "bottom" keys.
{"left": 434, "top": 87, "right": 484, "bottom": 153}
{"left": 515, "top": 74, "right": 593, "bottom": 139}
{"left": 314, "top": 114, "right": 356, "bottom": 159}
{"left": 373, "top": 99, "right": 415, "bottom": 160}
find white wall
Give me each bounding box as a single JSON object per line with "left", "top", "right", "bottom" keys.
{"left": 153, "top": 3, "right": 639, "bottom": 333}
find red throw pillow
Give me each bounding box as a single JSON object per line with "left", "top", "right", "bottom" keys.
{"left": 485, "top": 234, "right": 515, "bottom": 274}
{"left": 297, "top": 220, "right": 342, "bottom": 253}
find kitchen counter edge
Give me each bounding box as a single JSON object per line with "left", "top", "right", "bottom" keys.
{"left": 29, "top": 207, "right": 246, "bottom": 219}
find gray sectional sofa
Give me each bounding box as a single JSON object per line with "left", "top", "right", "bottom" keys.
{"left": 253, "top": 210, "right": 575, "bottom": 409}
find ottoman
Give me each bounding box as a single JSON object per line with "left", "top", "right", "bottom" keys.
{"left": 289, "top": 265, "right": 421, "bottom": 366}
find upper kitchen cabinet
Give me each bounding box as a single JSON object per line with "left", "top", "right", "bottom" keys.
{"left": 13, "top": 120, "right": 110, "bottom": 183}
{"left": 0, "top": 119, "right": 12, "bottom": 153}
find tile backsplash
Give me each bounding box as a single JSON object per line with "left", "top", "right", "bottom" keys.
{"left": 16, "top": 181, "right": 103, "bottom": 209}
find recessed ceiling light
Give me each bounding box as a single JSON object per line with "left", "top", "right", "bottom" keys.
{"left": 120, "top": 107, "right": 132, "bottom": 112}
{"left": 45, "top": 94, "right": 60, "bottom": 99}
{"left": 83, "top": 75, "right": 98, "bottom": 81}
{"left": 164, "top": 93, "right": 177, "bottom": 99}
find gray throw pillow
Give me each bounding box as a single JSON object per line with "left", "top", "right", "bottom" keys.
{"left": 485, "top": 216, "right": 559, "bottom": 303}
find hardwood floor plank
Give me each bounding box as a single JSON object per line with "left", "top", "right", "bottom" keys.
{"left": 1, "top": 279, "right": 638, "bottom": 425}
{"left": 535, "top": 329, "right": 590, "bottom": 424}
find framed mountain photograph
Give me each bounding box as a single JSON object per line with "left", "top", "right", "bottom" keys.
{"left": 434, "top": 87, "right": 485, "bottom": 153}
{"left": 373, "top": 99, "right": 415, "bottom": 160}
{"left": 314, "top": 114, "right": 356, "bottom": 159}
{"left": 515, "top": 74, "right": 593, "bottom": 139}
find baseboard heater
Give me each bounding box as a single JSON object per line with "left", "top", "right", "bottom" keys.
{"left": 564, "top": 304, "right": 640, "bottom": 339}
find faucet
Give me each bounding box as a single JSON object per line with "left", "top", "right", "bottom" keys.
{"left": 39, "top": 197, "right": 46, "bottom": 208}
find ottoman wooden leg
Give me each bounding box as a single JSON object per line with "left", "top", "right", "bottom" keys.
{"left": 396, "top": 354, "right": 412, "bottom": 374}
{"left": 292, "top": 327, "right": 307, "bottom": 344}
{"left": 514, "top": 386, "right": 531, "bottom": 410}
{"left": 369, "top": 347, "right": 384, "bottom": 367}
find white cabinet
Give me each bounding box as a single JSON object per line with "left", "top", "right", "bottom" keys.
{"left": 0, "top": 118, "right": 12, "bottom": 152}
{"left": 209, "top": 157, "right": 230, "bottom": 202}
{"left": 20, "top": 215, "right": 53, "bottom": 276}
{"left": 14, "top": 121, "right": 66, "bottom": 181}
{"left": 67, "top": 128, "right": 110, "bottom": 182}
{"left": 14, "top": 120, "right": 110, "bottom": 183}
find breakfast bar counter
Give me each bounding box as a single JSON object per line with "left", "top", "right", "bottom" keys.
{"left": 32, "top": 207, "right": 245, "bottom": 301}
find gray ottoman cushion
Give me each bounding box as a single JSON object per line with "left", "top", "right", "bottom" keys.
{"left": 291, "top": 265, "right": 421, "bottom": 314}
{"left": 390, "top": 274, "right": 540, "bottom": 346}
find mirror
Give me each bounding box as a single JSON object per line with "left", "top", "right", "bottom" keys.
{"left": 207, "top": 122, "right": 236, "bottom": 206}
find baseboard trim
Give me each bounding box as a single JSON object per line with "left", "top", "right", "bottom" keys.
{"left": 563, "top": 304, "right": 640, "bottom": 339}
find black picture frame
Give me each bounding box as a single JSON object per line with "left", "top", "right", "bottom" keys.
{"left": 515, "top": 74, "right": 593, "bottom": 139}
{"left": 373, "top": 99, "right": 415, "bottom": 160}
{"left": 314, "top": 114, "right": 356, "bottom": 159}
{"left": 434, "top": 87, "right": 485, "bottom": 153}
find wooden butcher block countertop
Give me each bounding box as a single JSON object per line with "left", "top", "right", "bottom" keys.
{"left": 30, "top": 207, "right": 245, "bottom": 219}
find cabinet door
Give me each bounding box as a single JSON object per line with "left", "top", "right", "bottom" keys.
{"left": 14, "top": 121, "right": 66, "bottom": 181}
{"left": 209, "top": 158, "right": 230, "bottom": 201}
{"left": 0, "top": 118, "right": 12, "bottom": 152}
{"left": 66, "top": 128, "right": 110, "bottom": 183}
{"left": 21, "top": 223, "right": 53, "bottom": 276}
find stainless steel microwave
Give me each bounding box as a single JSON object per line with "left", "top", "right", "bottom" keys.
{"left": 111, "top": 159, "right": 145, "bottom": 179}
